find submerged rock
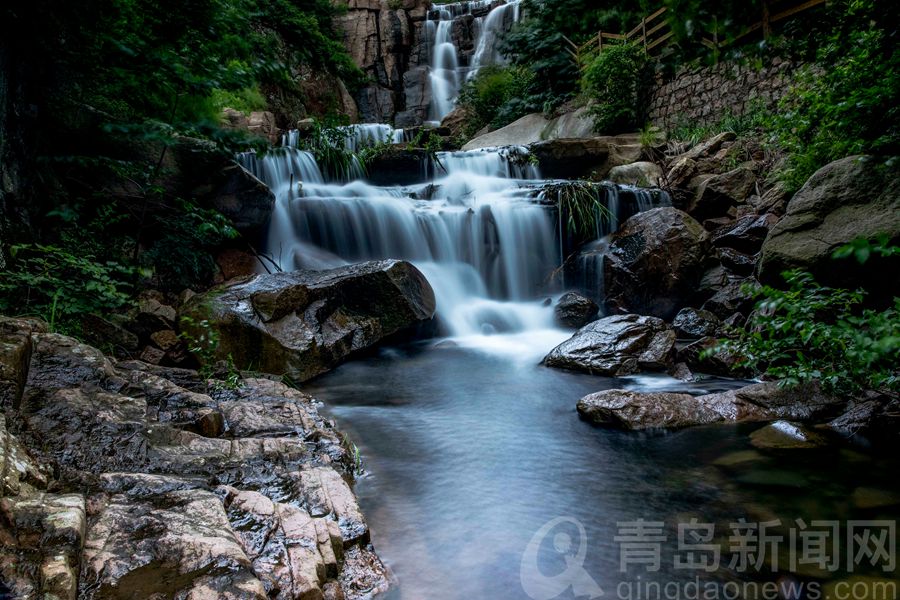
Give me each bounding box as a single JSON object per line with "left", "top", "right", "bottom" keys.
{"left": 181, "top": 259, "right": 436, "bottom": 382}
{"left": 577, "top": 389, "right": 720, "bottom": 429}
{"left": 749, "top": 420, "right": 830, "bottom": 449}
{"left": 576, "top": 382, "right": 844, "bottom": 431}
{"left": 554, "top": 292, "right": 600, "bottom": 328}
{"left": 603, "top": 207, "right": 711, "bottom": 320}
{"left": 543, "top": 314, "right": 676, "bottom": 376}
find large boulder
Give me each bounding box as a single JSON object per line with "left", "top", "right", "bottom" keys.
{"left": 577, "top": 381, "right": 844, "bottom": 431}
{"left": 759, "top": 155, "right": 900, "bottom": 297}
{"left": 607, "top": 161, "right": 663, "bottom": 187}
{"left": 603, "top": 207, "right": 711, "bottom": 320}
{"left": 672, "top": 307, "right": 720, "bottom": 339}
{"left": 700, "top": 277, "right": 759, "bottom": 319}
{"left": 530, "top": 134, "right": 641, "bottom": 179}
{"left": 711, "top": 212, "right": 780, "bottom": 254}
{"left": 0, "top": 317, "right": 44, "bottom": 411}
{"left": 461, "top": 107, "right": 596, "bottom": 151}
{"left": 181, "top": 260, "right": 436, "bottom": 381}
{"left": 543, "top": 314, "right": 676, "bottom": 376}
{"left": 688, "top": 165, "right": 757, "bottom": 220}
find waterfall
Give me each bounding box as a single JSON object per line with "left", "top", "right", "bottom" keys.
{"left": 428, "top": 8, "right": 461, "bottom": 122}
{"left": 545, "top": 185, "right": 671, "bottom": 303}
{"left": 468, "top": 0, "right": 521, "bottom": 79}
{"left": 237, "top": 130, "right": 668, "bottom": 349}
{"left": 338, "top": 124, "right": 406, "bottom": 152}
{"left": 426, "top": 0, "right": 523, "bottom": 123}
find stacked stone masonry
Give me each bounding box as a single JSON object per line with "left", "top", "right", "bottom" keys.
{"left": 648, "top": 57, "right": 803, "bottom": 129}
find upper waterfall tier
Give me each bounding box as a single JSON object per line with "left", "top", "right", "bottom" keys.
{"left": 427, "top": 0, "right": 522, "bottom": 122}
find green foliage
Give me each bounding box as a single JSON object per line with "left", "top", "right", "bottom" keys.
{"left": 294, "top": 119, "right": 365, "bottom": 181}
{"left": 0, "top": 0, "right": 359, "bottom": 301}
{"left": 500, "top": 0, "right": 648, "bottom": 110}
{"left": 713, "top": 239, "right": 900, "bottom": 395}
{"left": 767, "top": 4, "right": 899, "bottom": 191}
{"left": 832, "top": 233, "right": 900, "bottom": 265}
{"left": 142, "top": 199, "right": 240, "bottom": 291}
{"left": 667, "top": 102, "right": 769, "bottom": 149}
{"left": 211, "top": 87, "right": 268, "bottom": 115}
{"left": 0, "top": 245, "right": 143, "bottom": 335}
{"left": 406, "top": 129, "right": 444, "bottom": 155}
{"left": 457, "top": 66, "right": 539, "bottom": 135}
{"left": 179, "top": 316, "right": 241, "bottom": 389}
{"left": 581, "top": 44, "right": 652, "bottom": 134}
{"left": 551, "top": 182, "right": 616, "bottom": 243}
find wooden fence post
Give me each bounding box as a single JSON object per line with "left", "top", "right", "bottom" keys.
{"left": 713, "top": 16, "right": 719, "bottom": 64}
{"left": 762, "top": 0, "right": 771, "bottom": 39}
{"left": 642, "top": 17, "right": 647, "bottom": 50}
{"left": 598, "top": 30, "right": 603, "bottom": 53}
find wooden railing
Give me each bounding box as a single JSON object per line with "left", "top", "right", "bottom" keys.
{"left": 564, "top": 0, "right": 827, "bottom": 68}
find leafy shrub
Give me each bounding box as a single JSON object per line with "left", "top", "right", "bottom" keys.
{"left": 581, "top": 44, "right": 652, "bottom": 134}
{"left": 457, "top": 66, "right": 538, "bottom": 136}
{"left": 769, "top": 16, "right": 899, "bottom": 190}
{"left": 713, "top": 239, "right": 900, "bottom": 395}
{"left": 0, "top": 245, "right": 143, "bottom": 334}
{"left": 142, "top": 199, "right": 240, "bottom": 292}
{"left": 500, "top": 0, "right": 646, "bottom": 110}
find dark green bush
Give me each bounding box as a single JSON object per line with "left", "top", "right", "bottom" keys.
{"left": 0, "top": 245, "right": 143, "bottom": 335}
{"left": 769, "top": 25, "right": 899, "bottom": 191}
{"left": 581, "top": 44, "right": 652, "bottom": 134}
{"left": 713, "top": 239, "right": 900, "bottom": 395}
{"left": 457, "top": 65, "right": 538, "bottom": 135}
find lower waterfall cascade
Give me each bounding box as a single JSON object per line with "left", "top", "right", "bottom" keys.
{"left": 238, "top": 127, "right": 668, "bottom": 355}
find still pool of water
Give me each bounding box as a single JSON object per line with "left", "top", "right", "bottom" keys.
{"left": 305, "top": 340, "right": 900, "bottom": 600}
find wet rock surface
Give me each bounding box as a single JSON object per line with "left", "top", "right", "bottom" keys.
{"left": 577, "top": 381, "right": 845, "bottom": 430}
{"left": 554, "top": 292, "right": 599, "bottom": 329}
{"left": 672, "top": 307, "right": 720, "bottom": 339}
{"left": 603, "top": 207, "right": 711, "bottom": 320}
{"left": 0, "top": 318, "right": 390, "bottom": 598}
{"left": 543, "top": 314, "right": 676, "bottom": 376}
{"left": 181, "top": 259, "right": 436, "bottom": 382}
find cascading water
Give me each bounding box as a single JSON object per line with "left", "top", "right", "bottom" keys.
{"left": 426, "top": 0, "right": 523, "bottom": 123}
{"left": 338, "top": 123, "right": 406, "bottom": 152}
{"left": 542, "top": 183, "right": 671, "bottom": 305}
{"left": 427, "top": 7, "right": 460, "bottom": 122}
{"left": 239, "top": 139, "right": 562, "bottom": 350}
{"left": 238, "top": 129, "right": 668, "bottom": 356}
{"left": 468, "top": 0, "right": 521, "bottom": 78}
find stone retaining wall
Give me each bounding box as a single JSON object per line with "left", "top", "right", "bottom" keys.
{"left": 647, "top": 57, "right": 802, "bottom": 128}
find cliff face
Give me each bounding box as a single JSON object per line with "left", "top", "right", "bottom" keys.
{"left": 334, "top": 0, "right": 432, "bottom": 126}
